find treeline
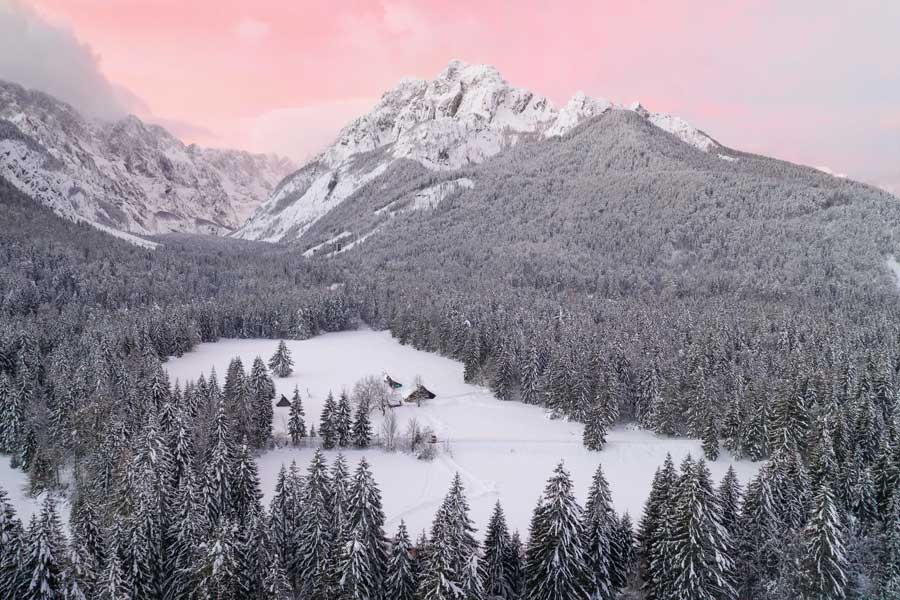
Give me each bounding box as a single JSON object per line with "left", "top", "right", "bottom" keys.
{"left": 2, "top": 385, "right": 898, "bottom": 600}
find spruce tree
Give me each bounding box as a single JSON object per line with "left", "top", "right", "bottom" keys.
{"left": 701, "top": 414, "right": 720, "bottom": 461}
{"left": 609, "top": 512, "right": 634, "bottom": 591}
{"left": 717, "top": 466, "right": 743, "bottom": 542}
{"left": 341, "top": 457, "right": 387, "bottom": 600}
{"left": 669, "top": 458, "right": 737, "bottom": 600}
{"left": 320, "top": 392, "right": 337, "bottom": 449}
{"left": 524, "top": 462, "right": 589, "bottom": 600}
{"left": 420, "top": 473, "right": 479, "bottom": 600}
{"left": 582, "top": 401, "right": 608, "bottom": 452}
{"left": 386, "top": 522, "right": 417, "bottom": 600}
{"left": 0, "top": 486, "right": 26, "bottom": 599}
{"left": 480, "top": 501, "right": 515, "bottom": 599}
{"left": 636, "top": 453, "right": 676, "bottom": 598}
{"left": 295, "top": 450, "right": 333, "bottom": 599}
{"left": 268, "top": 340, "right": 295, "bottom": 378}
{"left": 248, "top": 356, "right": 275, "bottom": 447}
{"left": 508, "top": 531, "right": 525, "bottom": 598}
{"left": 582, "top": 464, "right": 615, "bottom": 600}
{"left": 336, "top": 391, "right": 353, "bottom": 447}
{"left": 736, "top": 466, "right": 781, "bottom": 599}
{"left": 288, "top": 386, "right": 307, "bottom": 445}
{"left": 352, "top": 401, "right": 372, "bottom": 448}
{"left": 800, "top": 482, "right": 849, "bottom": 600}
{"left": 24, "top": 496, "right": 68, "bottom": 600}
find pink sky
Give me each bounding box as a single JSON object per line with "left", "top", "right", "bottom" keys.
{"left": 10, "top": 0, "right": 900, "bottom": 193}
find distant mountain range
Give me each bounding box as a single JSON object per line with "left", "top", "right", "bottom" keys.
{"left": 0, "top": 79, "right": 294, "bottom": 237}
{"left": 235, "top": 60, "right": 725, "bottom": 242}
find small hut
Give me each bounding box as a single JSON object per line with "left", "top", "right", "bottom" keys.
{"left": 276, "top": 395, "right": 291, "bottom": 408}
{"left": 404, "top": 385, "right": 436, "bottom": 406}
{"left": 384, "top": 374, "right": 403, "bottom": 390}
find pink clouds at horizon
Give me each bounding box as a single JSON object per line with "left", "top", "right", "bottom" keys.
{"left": 15, "top": 0, "right": 900, "bottom": 192}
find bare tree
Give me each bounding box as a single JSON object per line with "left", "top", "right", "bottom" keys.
{"left": 380, "top": 410, "right": 399, "bottom": 452}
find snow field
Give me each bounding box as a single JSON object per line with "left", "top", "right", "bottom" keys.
{"left": 165, "top": 329, "right": 762, "bottom": 538}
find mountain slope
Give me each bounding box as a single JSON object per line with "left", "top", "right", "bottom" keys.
{"left": 0, "top": 80, "right": 295, "bottom": 236}
{"left": 236, "top": 60, "right": 719, "bottom": 242}
{"left": 308, "top": 109, "right": 900, "bottom": 307}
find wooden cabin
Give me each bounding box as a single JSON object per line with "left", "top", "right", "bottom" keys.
{"left": 404, "top": 384, "right": 437, "bottom": 406}
{"left": 276, "top": 395, "right": 291, "bottom": 408}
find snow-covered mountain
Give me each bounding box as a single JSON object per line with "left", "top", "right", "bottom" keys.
{"left": 236, "top": 59, "right": 719, "bottom": 242}
{"left": 0, "top": 80, "right": 294, "bottom": 237}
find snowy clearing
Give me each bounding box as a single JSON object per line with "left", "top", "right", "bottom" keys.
{"left": 164, "top": 329, "right": 762, "bottom": 538}
{"left": 0, "top": 455, "right": 70, "bottom": 525}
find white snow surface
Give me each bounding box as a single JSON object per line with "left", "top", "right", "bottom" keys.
{"left": 236, "top": 60, "right": 720, "bottom": 243}
{"left": 164, "top": 329, "right": 761, "bottom": 538}
{"left": 0, "top": 456, "right": 70, "bottom": 526}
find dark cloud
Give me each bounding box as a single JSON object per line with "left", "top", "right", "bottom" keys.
{"left": 0, "top": 0, "right": 140, "bottom": 119}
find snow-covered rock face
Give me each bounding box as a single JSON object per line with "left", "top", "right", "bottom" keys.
{"left": 237, "top": 59, "right": 720, "bottom": 242}
{"left": 0, "top": 80, "right": 294, "bottom": 238}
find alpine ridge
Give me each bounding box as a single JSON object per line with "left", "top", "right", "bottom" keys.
{"left": 235, "top": 59, "right": 721, "bottom": 242}
{"left": 0, "top": 79, "right": 295, "bottom": 239}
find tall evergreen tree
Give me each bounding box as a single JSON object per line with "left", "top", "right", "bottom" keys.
{"left": 582, "top": 464, "right": 615, "bottom": 600}
{"left": 582, "top": 401, "right": 608, "bottom": 452}
{"left": 295, "top": 450, "right": 333, "bottom": 599}
{"left": 637, "top": 454, "right": 676, "bottom": 599}
{"left": 480, "top": 501, "right": 515, "bottom": 599}
{"left": 352, "top": 401, "right": 372, "bottom": 448}
{"left": 320, "top": 392, "right": 337, "bottom": 450}
{"left": 524, "top": 462, "right": 589, "bottom": 600}
{"left": 800, "top": 482, "right": 849, "bottom": 600}
{"left": 24, "top": 496, "right": 68, "bottom": 600}
{"left": 335, "top": 391, "right": 353, "bottom": 448}
{"left": 386, "top": 522, "right": 417, "bottom": 600}
{"left": 420, "top": 473, "right": 479, "bottom": 600}
{"left": 268, "top": 340, "right": 295, "bottom": 378}
{"left": 670, "top": 458, "right": 737, "bottom": 600}
{"left": 248, "top": 356, "right": 275, "bottom": 447}
{"left": 717, "top": 466, "right": 743, "bottom": 543}
{"left": 287, "top": 386, "right": 307, "bottom": 445}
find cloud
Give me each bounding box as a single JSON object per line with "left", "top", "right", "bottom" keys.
{"left": 236, "top": 19, "right": 270, "bottom": 43}
{"left": 0, "top": 0, "right": 141, "bottom": 119}
{"left": 242, "top": 98, "right": 376, "bottom": 162}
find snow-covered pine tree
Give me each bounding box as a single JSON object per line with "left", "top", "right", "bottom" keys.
{"left": 268, "top": 340, "right": 294, "bottom": 378}
{"left": 24, "top": 496, "right": 68, "bottom": 600}
{"left": 876, "top": 495, "right": 900, "bottom": 596}
{"left": 341, "top": 457, "right": 388, "bottom": 600}
{"left": 736, "top": 466, "right": 781, "bottom": 598}
{"left": 320, "top": 392, "right": 337, "bottom": 449}
{"left": 461, "top": 552, "right": 486, "bottom": 600}
{"left": 386, "top": 522, "right": 417, "bottom": 600}
{"left": 231, "top": 442, "right": 264, "bottom": 522}
{"left": 0, "top": 485, "right": 27, "bottom": 599}
{"left": 295, "top": 450, "right": 333, "bottom": 599}
{"left": 419, "top": 473, "right": 479, "bottom": 600}
{"left": 203, "top": 398, "right": 235, "bottom": 528}
{"left": 582, "top": 401, "right": 608, "bottom": 452}
{"left": 636, "top": 454, "right": 676, "bottom": 597}
{"left": 490, "top": 344, "right": 516, "bottom": 402}
{"left": 166, "top": 467, "right": 206, "bottom": 599}
{"left": 669, "top": 458, "right": 737, "bottom": 600}
{"left": 800, "top": 481, "right": 849, "bottom": 600}
{"left": 609, "top": 512, "right": 634, "bottom": 590}
{"left": 352, "top": 401, "right": 372, "bottom": 448}
{"left": 480, "top": 501, "right": 515, "bottom": 599}
{"left": 288, "top": 386, "right": 307, "bottom": 445}
{"left": 520, "top": 345, "right": 542, "bottom": 405}
{"left": 263, "top": 553, "right": 292, "bottom": 600}
{"left": 327, "top": 454, "right": 351, "bottom": 597}
{"left": 336, "top": 391, "right": 353, "bottom": 447}
{"left": 582, "top": 464, "right": 615, "bottom": 600}
{"left": 717, "top": 466, "right": 743, "bottom": 543}
{"left": 508, "top": 531, "right": 524, "bottom": 598}
{"left": 524, "top": 462, "right": 590, "bottom": 600}
{"left": 248, "top": 356, "right": 275, "bottom": 447}
{"left": 701, "top": 413, "right": 720, "bottom": 461}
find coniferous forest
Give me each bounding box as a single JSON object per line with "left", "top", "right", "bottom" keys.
{"left": 3, "top": 126, "right": 900, "bottom": 600}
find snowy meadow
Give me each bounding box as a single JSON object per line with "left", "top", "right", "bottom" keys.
{"left": 163, "top": 328, "right": 761, "bottom": 536}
